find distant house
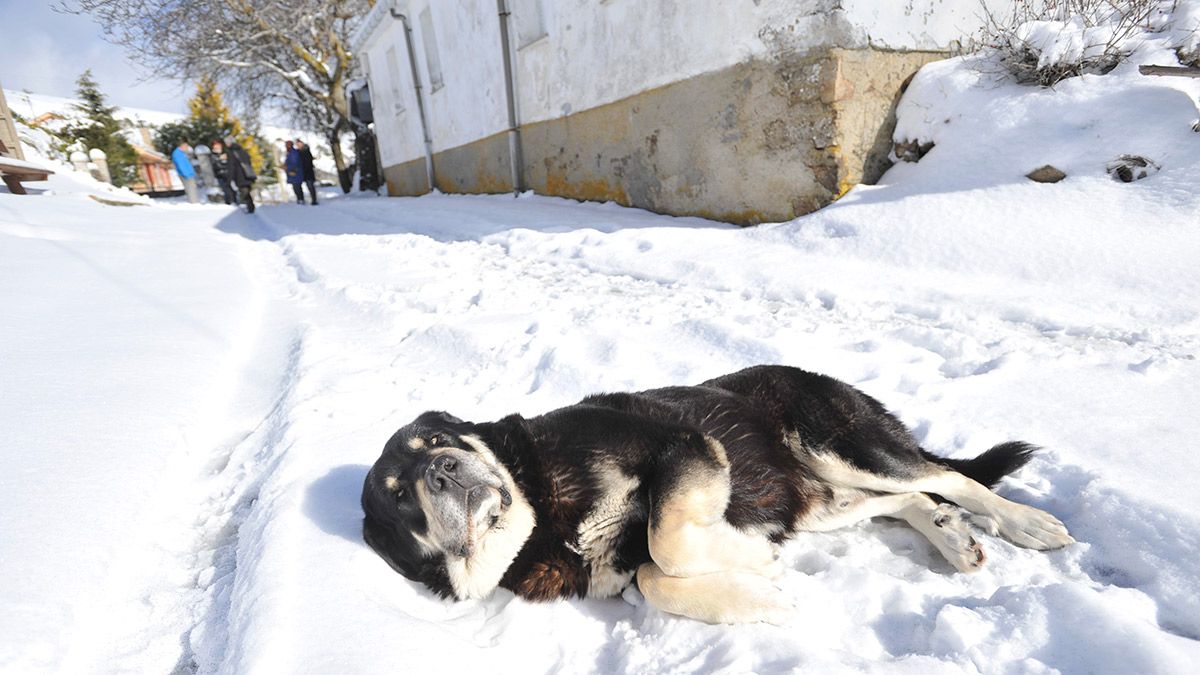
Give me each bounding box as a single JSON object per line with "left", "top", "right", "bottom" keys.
{"left": 129, "top": 144, "right": 180, "bottom": 196}
{"left": 352, "top": 0, "right": 988, "bottom": 225}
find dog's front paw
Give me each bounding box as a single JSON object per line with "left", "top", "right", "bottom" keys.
{"left": 716, "top": 574, "right": 795, "bottom": 625}
{"left": 929, "top": 504, "right": 987, "bottom": 573}
{"left": 754, "top": 542, "right": 785, "bottom": 580}
{"left": 723, "top": 530, "right": 784, "bottom": 578}
{"left": 755, "top": 592, "right": 797, "bottom": 626}
{"left": 996, "top": 503, "right": 1073, "bottom": 550}
{"left": 967, "top": 513, "right": 999, "bottom": 536}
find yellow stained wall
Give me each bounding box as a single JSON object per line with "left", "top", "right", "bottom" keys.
{"left": 381, "top": 48, "right": 945, "bottom": 225}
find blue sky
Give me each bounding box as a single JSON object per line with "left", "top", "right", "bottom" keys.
{"left": 0, "top": 1, "right": 189, "bottom": 113}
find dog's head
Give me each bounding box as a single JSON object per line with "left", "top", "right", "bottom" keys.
{"left": 361, "top": 411, "right": 535, "bottom": 599}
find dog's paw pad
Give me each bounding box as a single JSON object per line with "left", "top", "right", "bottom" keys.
{"left": 930, "top": 505, "right": 987, "bottom": 573}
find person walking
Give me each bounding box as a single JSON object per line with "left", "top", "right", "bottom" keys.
{"left": 284, "top": 140, "right": 305, "bottom": 204}
{"left": 225, "top": 135, "right": 257, "bottom": 214}
{"left": 295, "top": 139, "right": 318, "bottom": 205}
{"left": 171, "top": 140, "right": 200, "bottom": 204}
{"left": 209, "top": 138, "right": 238, "bottom": 205}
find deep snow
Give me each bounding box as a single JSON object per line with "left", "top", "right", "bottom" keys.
{"left": 4, "top": 37, "right": 1200, "bottom": 675}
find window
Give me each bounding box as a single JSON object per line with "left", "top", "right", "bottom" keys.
{"left": 513, "top": 0, "right": 547, "bottom": 48}
{"left": 384, "top": 46, "right": 405, "bottom": 115}
{"left": 419, "top": 7, "right": 444, "bottom": 92}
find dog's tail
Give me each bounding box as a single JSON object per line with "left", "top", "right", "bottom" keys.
{"left": 924, "top": 441, "right": 1039, "bottom": 489}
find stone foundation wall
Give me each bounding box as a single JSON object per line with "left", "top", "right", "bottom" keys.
{"left": 381, "top": 47, "right": 945, "bottom": 224}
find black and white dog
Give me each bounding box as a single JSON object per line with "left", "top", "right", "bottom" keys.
{"left": 361, "top": 365, "right": 1072, "bottom": 623}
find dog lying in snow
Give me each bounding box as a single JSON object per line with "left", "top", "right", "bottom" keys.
{"left": 361, "top": 365, "right": 1072, "bottom": 623}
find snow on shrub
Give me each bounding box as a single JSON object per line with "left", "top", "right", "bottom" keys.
{"left": 978, "top": 0, "right": 1194, "bottom": 85}
{"left": 1172, "top": 0, "right": 1200, "bottom": 63}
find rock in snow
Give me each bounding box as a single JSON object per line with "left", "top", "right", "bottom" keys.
{"left": 1025, "top": 165, "right": 1067, "bottom": 183}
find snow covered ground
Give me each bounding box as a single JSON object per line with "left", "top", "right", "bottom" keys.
{"left": 3, "top": 39, "right": 1200, "bottom": 675}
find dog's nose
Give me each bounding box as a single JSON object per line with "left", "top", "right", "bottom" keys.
{"left": 425, "top": 454, "right": 459, "bottom": 493}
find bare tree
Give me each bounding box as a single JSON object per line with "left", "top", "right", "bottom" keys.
{"left": 65, "top": 0, "right": 374, "bottom": 189}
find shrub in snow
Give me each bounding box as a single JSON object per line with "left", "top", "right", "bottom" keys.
{"left": 894, "top": 138, "right": 936, "bottom": 163}
{"left": 1105, "top": 154, "right": 1161, "bottom": 181}
{"left": 1168, "top": 0, "right": 1200, "bottom": 62}
{"left": 978, "top": 0, "right": 1188, "bottom": 86}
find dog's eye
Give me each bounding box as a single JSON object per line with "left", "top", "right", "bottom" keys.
{"left": 394, "top": 487, "right": 406, "bottom": 501}
{"left": 428, "top": 435, "right": 439, "bottom": 446}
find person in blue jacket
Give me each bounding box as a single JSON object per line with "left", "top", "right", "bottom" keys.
{"left": 284, "top": 140, "right": 304, "bottom": 204}
{"left": 171, "top": 140, "right": 199, "bottom": 204}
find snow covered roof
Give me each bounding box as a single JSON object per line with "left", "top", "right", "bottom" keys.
{"left": 4, "top": 89, "right": 183, "bottom": 128}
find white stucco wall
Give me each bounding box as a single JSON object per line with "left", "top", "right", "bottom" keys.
{"left": 356, "top": 0, "right": 991, "bottom": 168}
{"left": 360, "top": 3, "right": 426, "bottom": 169}
{"left": 409, "top": 0, "right": 510, "bottom": 152}
{"left": 360, "top": 0, "right": 512, "bottom": 166}
{"left": 841, "top": 0, "right": 1003, "bottom": 50}
{"left": 512, "top": 0, "right": 824, "bottom": 126}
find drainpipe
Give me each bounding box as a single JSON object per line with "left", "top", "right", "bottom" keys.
{"left": 389, "top": 7, "right": 437, "bottom": 192}
{"left": 496, "top": 0, "right": 523, "bottom": 196}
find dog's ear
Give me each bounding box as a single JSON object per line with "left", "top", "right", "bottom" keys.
{"left": 362, "top": 513, "right": 424, "bottom": 580}
{"left": 416, "top": 410, "right": 467, "bottom": 427}
{"left": 362, "top": 514, "right": 456, "bottom": 598}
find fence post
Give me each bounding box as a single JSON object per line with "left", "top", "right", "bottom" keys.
{"left": 88, "top": 148, "right": 111, "bottom": 184}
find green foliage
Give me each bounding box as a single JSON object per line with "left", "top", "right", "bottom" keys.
{"left": 152, "top": 120, "right": 192, "bottom": 156}
{"left": 153, "top": 77, "right": 268, "bottom": 174}
{"left": 64, "top": 70, "right": 139, "bottom": 187}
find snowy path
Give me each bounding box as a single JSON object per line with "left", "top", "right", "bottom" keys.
{"left": 3, "top": 182, "right": 1199, "bottom": 673}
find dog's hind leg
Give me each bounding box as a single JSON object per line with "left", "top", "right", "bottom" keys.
{"left": 799, "top": 489, "right": 987, "bottom": 572}
{"left": 636, "top": 562, "right": 793, "bottom": 624}
{"left": 806, "top": 453, "right": 1073, "bottom": 550}
{"left": 647, "top": 435, "right": 781, "bottom": 579}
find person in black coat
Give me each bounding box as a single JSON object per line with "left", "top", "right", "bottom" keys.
{"left": 209, "top": 138, "right": 238, "bottom": 205}
{"left": 225, "top": 135, "right": 257, "bottom": 214}
{"left": 295, "top": 139, "right": 318, "bottom": 205}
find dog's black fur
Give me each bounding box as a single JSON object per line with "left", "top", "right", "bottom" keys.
{"left": 362, "top": 365, "right": 1038, "bottom": 602}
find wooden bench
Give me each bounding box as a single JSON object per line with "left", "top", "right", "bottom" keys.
{"left": 0, "top": 139, "right": 53, "bottom": 195}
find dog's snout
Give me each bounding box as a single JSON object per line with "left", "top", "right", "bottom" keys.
{"left": 425, "top": 454, "right": 459, "bottom": 493}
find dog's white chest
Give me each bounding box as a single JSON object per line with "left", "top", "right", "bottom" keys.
{"left": 568, "top": 464, "right": 643, "bottom": 597}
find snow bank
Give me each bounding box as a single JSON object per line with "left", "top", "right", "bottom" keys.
{"left": 0, "top": 173, "right": 260, "bottom": 670}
